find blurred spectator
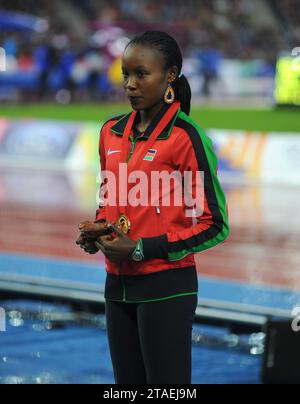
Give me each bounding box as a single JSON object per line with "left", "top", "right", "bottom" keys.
{"left": 198, "top": 46, "right": 222, "bottom": 96}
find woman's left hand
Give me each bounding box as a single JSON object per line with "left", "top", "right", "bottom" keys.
{"left": 95, "top": 223, "right": 137, "bottom": 263}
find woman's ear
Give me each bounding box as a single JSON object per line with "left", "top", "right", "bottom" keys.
{"left": 167, "top": 66, "right": 179, "bottom": 82}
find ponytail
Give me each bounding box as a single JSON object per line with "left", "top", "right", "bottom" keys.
{"left": 173, "top": 73, "right": 191, "bottom": 116}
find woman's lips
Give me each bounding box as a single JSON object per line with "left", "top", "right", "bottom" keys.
{"left": 128, "top": 96, "right": 143, "bottom": 103}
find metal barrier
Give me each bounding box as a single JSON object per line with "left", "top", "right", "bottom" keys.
{"left": 0, "top": 273, "right": 293, "bottom": 333}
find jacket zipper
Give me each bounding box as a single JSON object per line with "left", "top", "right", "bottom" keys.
{"left": 156, "top": 206, "right": 164, "bottom": 233}
{"left": 120, "top": 133, "right": 136, "bottom": 301}
{"left": 126, "top": 135, "right": 139, "bottom": 163}
{"left": 120, "top": 133, "right": 141, "bottom": 301}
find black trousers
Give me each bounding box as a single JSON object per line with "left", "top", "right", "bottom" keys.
{"left": 105, "top": 294, "right": 198, "bottom": 384}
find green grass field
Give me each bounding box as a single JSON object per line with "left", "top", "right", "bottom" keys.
{"left": 0, "top": 103, "right": 299, "bottom": 132}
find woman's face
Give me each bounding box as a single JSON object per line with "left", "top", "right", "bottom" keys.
{"left": 121, "top": 44, "right": 177, "bottom": 110}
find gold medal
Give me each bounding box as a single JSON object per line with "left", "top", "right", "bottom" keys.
{"left": 117, "top": 214, "right": 131, "bottom": 234}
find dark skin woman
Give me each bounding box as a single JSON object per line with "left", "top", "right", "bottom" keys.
{"left": 76, "top": 43, "right": 178, "bottom": 261}
{"left": 76, "top": 31, "right": 228, "bottom": 384}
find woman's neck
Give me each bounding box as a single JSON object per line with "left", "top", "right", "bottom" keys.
{"left": 136, "top": 100, "right": 164, "bottom": 132}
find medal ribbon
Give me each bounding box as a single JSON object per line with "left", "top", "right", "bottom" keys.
{"left": 118, "top": 101, "right": 180, "bottom": 229}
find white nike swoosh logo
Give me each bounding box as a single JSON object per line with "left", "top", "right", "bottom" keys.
{"left": 107, "top": 149, "right": 121, "bottom": 156}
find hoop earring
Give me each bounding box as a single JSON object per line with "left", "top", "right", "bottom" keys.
{"left": 164, "top": 83, "right": 175, "bottom": 104}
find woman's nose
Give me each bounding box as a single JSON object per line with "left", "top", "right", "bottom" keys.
{"left": 125, "top": 76, "right": 137, "bottom": 90}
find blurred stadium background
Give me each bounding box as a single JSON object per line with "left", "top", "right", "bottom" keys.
{"left": 0, "top": 0, "right": 300, "bottom": 385}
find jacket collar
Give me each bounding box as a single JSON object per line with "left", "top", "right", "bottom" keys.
{"left": 111, "top": 103, "right": 179, "bottom": 140}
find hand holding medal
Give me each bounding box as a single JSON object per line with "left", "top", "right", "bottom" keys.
{"left": 95, "top": 219, "right": 136, "bottom": 263}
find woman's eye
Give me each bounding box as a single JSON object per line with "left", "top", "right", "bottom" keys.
{"left": 122, "top": 71, "right": 147, "bottom": 79}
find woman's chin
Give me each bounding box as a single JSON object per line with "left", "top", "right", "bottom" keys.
{"left": 131, "top": 104, "right": 144, "bottom": 111}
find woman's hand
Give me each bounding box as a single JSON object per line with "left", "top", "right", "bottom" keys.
{"left": 76, "top": 220, "right": 113, "bottom": 254}
{"left": 95, "top": 223, "right": 137, "bottom": 263}
{"left": 77, "top": 220, "right": 112, "bottom": 239}
{"left": 76, "top": 233, "right": 100, "bottom": 254}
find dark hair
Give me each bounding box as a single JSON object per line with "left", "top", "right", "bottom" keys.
{"left": 125, "top": 30, "right": 191, "bottom": 115}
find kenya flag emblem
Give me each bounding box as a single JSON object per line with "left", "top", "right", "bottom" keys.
{"left": 143, "top": 149, "right": 157, "bottom": 161}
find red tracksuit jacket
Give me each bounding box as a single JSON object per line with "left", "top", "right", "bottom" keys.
{"left": 95, "top": 102, "right": 229, "bottom": 277}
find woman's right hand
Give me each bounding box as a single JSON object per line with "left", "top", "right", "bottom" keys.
{"left": 78, "top": 220, "right": 112, "bottom": 239}
{"left": 76, "top": 220, "right": 113, "bottom": 254}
